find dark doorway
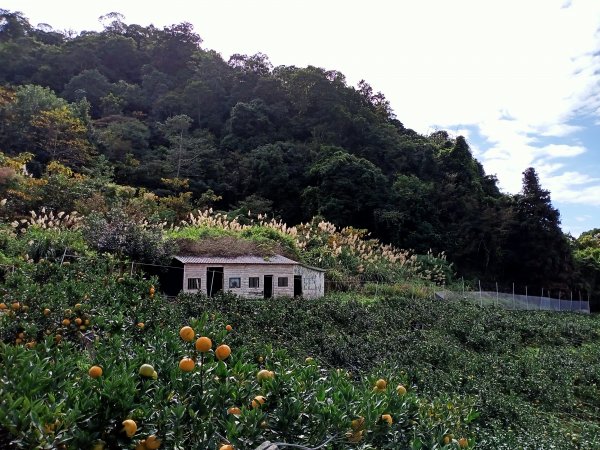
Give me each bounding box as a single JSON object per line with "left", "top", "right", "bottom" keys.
{"left": 145, "top": 258, "right": 184, "bottom": 297}
{"left": 207, "top": 267, "right": 223, "bottom": 297}
{"left": 294, "top": 275, "right": 302, "bottom": 297}
{"left": 264, "top": 275, "right": 273, "bottom": 298}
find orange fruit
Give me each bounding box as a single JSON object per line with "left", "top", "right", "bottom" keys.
{"left": 137, "top": 322, "right": 145, "bottom": 329}
{"left": 62, "top": 319, "right": 71, "bottom": 326}
{"left": 225, "top": 324, "right": 233, "bottom": 332}
{"left": 381, "top": 414, "right": 393, "bottom": 425}
{"left": 74, "top": 303, "right": 82, "bottom": 310}
{"left": 443, "top": 435, "right": 451, "bottom": 445}
{"left": 0, "top": 302, "right": 6, "bottom": 310}
{"left": 458, "top": 438, "right": 468, "bottom": 448}
{"left": 91, "top": 439, "right": 106, "bottom": 450}
{"left": 215, "top": 344, "right": 231, "bottom": 360}
{"left": 219, "top": 445, "right": 234, "bottom": 450}
{"left": 43, "top": 308, "right": 51, "bottom": 316}
{"left": 179, "top": 357, "right": 195, "bottom": 372}
{"left": 11, "top": 302, "right": 20, "bottom": 310}
{"left": 396, "top": 384, "right": 407, "bottom": 396}
{"left": 195, "top": 336, "right": 212, "bottom": 352}
{"left": 179, "top": 326, "right": 195, "bottom": 342}
{"left": 122, "top": 419, "right": 137, "bottom": 437}
{"left": 89, "top": 365, "right": 103, "bottom": 378}
{"left": 54, "top": 334, "right": 62, "bottom": 343}
{"left": 25, "top": 341, "right": 36, "bottom": 349}
{"left": 227, "top": 406, "right": 242, "bottom": 415}
{"left": 75, "top": 318, "right": 83, "bottom": 325}
{"left": 145, "top": 435, "right": 161, "bottom": 449}
{"left": 257, "top": 369, "right": 274, "bottom": 381}
{"left": 139, "top": 364, "right": 155, "bottom": 377}
{"left": 251, "top": 395, "right": 266, "bottom": 409}
{"left": 375, "top": 378, "right": 387, "bottom": 390}
{"left": 149, "top": 286, "right": 155, "bottom": 297}
{"left": 351, "top": 417, "right": 365, "bottom": 431}
{"left": 346, "top": 430, "right": 364, "bottom": 443}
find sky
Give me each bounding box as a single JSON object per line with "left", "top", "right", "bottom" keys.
{"left": 3, "top": 0, "right": 600, "bottom": 236}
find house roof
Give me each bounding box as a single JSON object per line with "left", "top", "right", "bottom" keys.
{"left": 299, "top": 263, "right": 327, "bottom": 272}
{"left": 174, "top": 255, "right": 299, "bottom": 265}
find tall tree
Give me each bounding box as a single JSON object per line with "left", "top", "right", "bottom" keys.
{"left": 303, "top": 147, "right": 388, "bottom": 229}
{"left": 502, "top": 167, "right": 574, "bottom": 288}
{"left": 30, "top": 105, "right": 94, "bottom": 167}
{"left": 159, "top": 115, "right": 220, "bottom": 186}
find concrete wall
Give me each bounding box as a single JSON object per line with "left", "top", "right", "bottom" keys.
{"left": 182, "top": 263, "right": 295, "bottom": 298}
{"left": 293, "top": 265, "right": 325, "bottom": 298}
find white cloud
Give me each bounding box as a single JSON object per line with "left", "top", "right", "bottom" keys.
{"left": 536, "top": 144, "right": 587, "bottom": 159}
{"left": 552, "top": 186, "right": 600, "bottom": 205}
{"left": 536, "top": 124, "right": 583, "bottom": 138}
{"left": 542, "top": 171, "right": 600, "bottom": 205}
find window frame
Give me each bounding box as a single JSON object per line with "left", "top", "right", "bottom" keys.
{"left": 277, "top": 276, "right": 288, "bottom": 287}
{"left": 187, "top": 277, "right": 201, "bottom": 290}
{"left": 249, "top": 277, "right": 260, "bottom": 288}
{"left": 229, "top": 277, "right": 241, "bottom": 289}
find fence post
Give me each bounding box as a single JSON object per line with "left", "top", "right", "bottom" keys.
{"left": 570, "top": 291, "right": 573, "bottom": 312}
{"left": 558, "top": 290, "right": 561, "bottom": 312}
{"left": 512, "top": 283, "right": 515, "bottom": 310}
{"left": 60, "top": 248, "right": 67, "bottom": 265}
{"left": 495, "top": 282, "right": 499, "bottom": 308}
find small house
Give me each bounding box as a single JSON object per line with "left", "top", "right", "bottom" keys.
{"left": 168, "top": 254, "right": 325, "bottom": 299}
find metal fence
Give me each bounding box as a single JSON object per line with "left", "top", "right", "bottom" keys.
{"left": 436, "top": 289, "right": 591, "bottom": 314}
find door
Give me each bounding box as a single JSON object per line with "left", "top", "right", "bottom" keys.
{"left": 207, "top": 267, "right": 223, "bottom": 297}
{"left": 264, "top": 275, "right": 273, "bottom": 299}
{"left": 294, "top": 275, "right": 302, "bottom": 297}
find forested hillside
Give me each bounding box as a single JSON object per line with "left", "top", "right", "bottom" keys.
{"left": 0, "top": 9, "right": 598, "bottom": 303}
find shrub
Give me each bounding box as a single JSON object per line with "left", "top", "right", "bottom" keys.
{"left": 82, "top": 209, "right": 174, "bottom": 264}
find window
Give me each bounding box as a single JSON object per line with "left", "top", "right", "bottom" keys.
{"left": 278, "top": 277, "right": 288, "bottom": 287}
{"left": 187, "top": 277, "right": 201, "bottom": 290}
{"left": 249, "top": 277, "right": 260, "bottom": 288}
{"left": 229, "top": 277, "right": 241, "bottom": 289}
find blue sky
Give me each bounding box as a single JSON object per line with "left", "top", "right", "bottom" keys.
{"left": 3, "top": 0, "right": 600, "bottom": 236}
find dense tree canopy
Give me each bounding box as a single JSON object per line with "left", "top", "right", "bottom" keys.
{"left": 0, "top": 9, "right": 597, "bottom": 303}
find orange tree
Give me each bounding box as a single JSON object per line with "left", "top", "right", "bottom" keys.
{"left": 0, "top": 257, "right": 477, "bottom": 449}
